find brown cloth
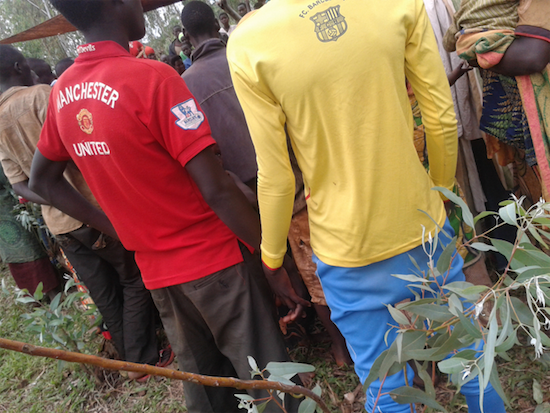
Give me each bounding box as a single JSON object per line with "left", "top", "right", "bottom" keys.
{"left": 288, "top": 207, "right": 326, "bottom": 306}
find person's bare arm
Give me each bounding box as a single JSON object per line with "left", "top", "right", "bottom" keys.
{"left": 447, "top": 62, "right": 473, "bottom": 86}
{"left": 185, "top": 147, "right": 259, "bottom": 249}
{"left": 491, "top": 36, "right": 550, "bottom": 76}
{"left": 29, "top": 150, "right": 118, "bottom": 239}
{"left": 218, "top": 0, "right": 241, "bottom": 23}
{"left": 12, "top": 180, "right": 49, "bottom": 205}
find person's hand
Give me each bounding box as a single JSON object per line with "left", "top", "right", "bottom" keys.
{"left": 217, "top": 0, "right": 228, "bottom": 10}
{"left": 263, "top": 263, "right": 310, "bottom": 323}
{"left": 447, "top": 61, "right": 473, "bottom": 86}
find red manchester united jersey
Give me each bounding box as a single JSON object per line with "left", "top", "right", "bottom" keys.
{"left": 38, "top": 41, "right": 244, "bottom": 289}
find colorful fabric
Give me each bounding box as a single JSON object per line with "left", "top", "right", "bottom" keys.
{"left": 455, "top": 29, "right": 515, "bottom": 68}
{"left": 287, "top": 207, "right": 325, "bottom": 306}
{"left": 443, "top": 0, "right": 519, "bottom": 52}
{"left": 38, "top": 41, "right": 244, "bottom": 289}
{"left": 517, "top": 67, "right": 550, "bottom": 197}
{"left": 479, "top": 69, "right": 536, "bottom": 165}
{"left": 228, "top": 0, "right": 455, "bottom": 270}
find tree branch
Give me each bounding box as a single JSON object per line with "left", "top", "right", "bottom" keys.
{"left": 0, "top": 337, "right": 330, "bottom": 413}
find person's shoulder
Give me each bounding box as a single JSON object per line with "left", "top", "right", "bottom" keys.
{"left": 8, "top": 84, "right": 51, "bottom": 107}
{"left": 127, "top": 57, "right": 181, "bottom": 82}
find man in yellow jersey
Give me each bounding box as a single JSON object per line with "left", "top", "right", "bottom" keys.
{"left": 227, "top": 1, "right": 506, "bottom": 412}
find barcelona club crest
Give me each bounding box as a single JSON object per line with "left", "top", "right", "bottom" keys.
{"left": 310, "top": 5, "right": 347, "bottom": 43}
{"left": 76, "top": 109, "right": 94, "bottom": 134}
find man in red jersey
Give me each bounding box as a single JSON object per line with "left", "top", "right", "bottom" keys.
{"left": 29, "top": 1, "right": 305, "bottom": 412}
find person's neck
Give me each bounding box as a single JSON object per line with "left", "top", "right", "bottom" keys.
{"left": 223, "top": 22, "right": 230, "bottom": 30}
{"left": 82, "top": 27, "right": 131, "bottom": 51}
{"left": 190, "top": 33, "right": 218, "bottom": 49}
{"left": 0, "top": 78, "right": 29, "bottom": 94}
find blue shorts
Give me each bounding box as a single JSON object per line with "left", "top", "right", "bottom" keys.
{"left": 313, "top": 219, "right": 504, "bottom": 413}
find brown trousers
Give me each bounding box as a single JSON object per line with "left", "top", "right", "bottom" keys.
{"left": 150, "top": 246, "right": 300, "bottom": 413}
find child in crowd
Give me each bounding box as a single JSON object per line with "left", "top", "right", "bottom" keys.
{"left": 170, "top": 54, "right": 184, "bottom": 75}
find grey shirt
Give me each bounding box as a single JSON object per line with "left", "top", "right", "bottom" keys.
{"left": 182, "top": 39, "right": 257, "bottom": 184}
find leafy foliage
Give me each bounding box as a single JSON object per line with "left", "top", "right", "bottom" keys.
{"left": 363, "top": 189, "right": 550, "bottom": 412}
{"left": 236, "top": 356, "right": 321, "bottom": 413}
{"left": 1, "top": 276, "right": 102, "bottom": 366}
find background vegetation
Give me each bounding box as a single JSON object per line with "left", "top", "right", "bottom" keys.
{"left": 0, "top": 0, "right": 246, "bottom": 67}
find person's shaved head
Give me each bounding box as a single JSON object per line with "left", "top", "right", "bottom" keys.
{"left": 49, "top": 0, "right": 104, "bottom": 32}
{"left": 181, "top": 1, "right": 218, "bottom": 38}
{"left": 55, "top": 57, "right": 74, "bottom": 77}
{"left": 27, "top": 58, "right": 55, "bottom": 84}
{"left": 0, "top": 45, "right": 25, "bottom": 81}
{"left": 0, "top": 45, "right": 34, "bottom": 90}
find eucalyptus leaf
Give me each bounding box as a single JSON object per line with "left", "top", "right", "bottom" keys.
{"left": 49, "top": 292, "right": 62, "bottom": 312}
{"left": 489, "top": 361, "right": 510, "bottom": 407}
{"left": 401, "top": 303, "right": 452, "bottom": 323}
{"left": 432, "top": 186, "right": 474, "bottom": 229}
{"left": 33, "top": 282, "right": 43, "bottom": 301}
{"left": 298, "top": 394, "right": 317, "bottom": 413}
{"left": 256, "top": 401, "right": 269, "bottom": 413}
{"left": 474, "top": 211, "right": 498, "bottom": 225}
{"left": 386, "top": 304, "right": 410, "bottom": 326}
{"left": 389, "top": 385, "right": 448, "bottom": 412}
{"left": 438, "top": 357, "right": 470, "bottom": 374}
{"left": 437, "top": 236, "right": 457, "bottom": 275}
{"left": 533, "top": 379, "right": 543, "bottom": 405}
{"left": 470, "top": 242, "right": 498, "bottom": 252}
{"left": 448, "top": 293, "right": 463, "bottom": 317}
{"left": 267, "top": 375, "right": 295, "bottom": 386}
{"left": 391, "top": 273, "right": 430, "bottom": 284}
{"left": 265, "top": 362, "right": 314, "bottom": 378}
{"left": 16, "top": 296, "right": 36, "bottom": 304}
{"left": 414, "top": 360, "right": 436, "bottom": 398}
{"left": 534, "top": 403, "right": 550, "bottom": 413}
{"left": 498, "top": 202, "right": 517, "bottom": 226}
{"left": 483, "top": 316, "right": 498, "bottom": 389}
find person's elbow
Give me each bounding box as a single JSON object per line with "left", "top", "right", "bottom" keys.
{"left": 200, "top": 173, "right": 236, "bottom": 208}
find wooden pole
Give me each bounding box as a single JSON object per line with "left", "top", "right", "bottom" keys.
{"left": 0, "top": 337, "right": 329, "bottom": 413}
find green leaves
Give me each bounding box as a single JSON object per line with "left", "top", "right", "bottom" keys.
{"left": 298, "top": 385, "right": 321, "bottom": 413}
{"left": 389, "top": 386, "right": 447, "bottom": 412}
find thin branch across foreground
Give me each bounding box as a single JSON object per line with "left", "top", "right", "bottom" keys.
{"left": 0, "top": 337, "right": 329, "bottom": 413}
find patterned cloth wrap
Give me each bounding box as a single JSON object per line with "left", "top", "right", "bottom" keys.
{"left": 443, "top": 0, "right": 519, "bottom": 68}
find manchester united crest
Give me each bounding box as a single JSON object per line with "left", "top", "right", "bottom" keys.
{"left": 76, "top": 109, "right": 94, "bottom": 134}
{"left": 310, "top": 5, "right": 347, "bottom": 42}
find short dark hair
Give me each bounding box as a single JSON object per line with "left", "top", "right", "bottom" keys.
{"left": 49, "top": 0, "right": 104, "bottom": 31}
{"left": 26, "top": 58, "right": 52, "bottom": 77}
{"left": 219, "top": 12, "right": 228, "bottom": 18}
{"left": 181, "top": 1, "right": 217, "bottom": 38}
{"left": 0, "top": 45, "right": 24, "bottom": 81}
{"left": 170, "top": 55, "right": 182, "bottom": 66}
{"left": 55, "top": 57, "right": 74, "bottom": 77}
{"left": 237, "top": 2, "right": 247, "bottom": 7}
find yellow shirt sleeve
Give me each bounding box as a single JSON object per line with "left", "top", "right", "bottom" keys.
{"left": 229, "top": 60, "right": 294, "bottom": 269}
{"left": 405, "top": 0, "right": 458, "bottom": 197}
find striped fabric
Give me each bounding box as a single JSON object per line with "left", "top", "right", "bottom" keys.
{"left": 443, "top": 0, "right": 519, "bottom": 52}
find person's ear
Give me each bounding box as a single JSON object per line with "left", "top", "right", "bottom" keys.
{"left": 181, "top": 28, "right": 191, "bottom": 43}
{"left": 13, "top": 61, "right": 23, "bottom": 75}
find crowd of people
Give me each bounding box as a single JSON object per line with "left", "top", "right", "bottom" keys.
{"left": 0, "top": 0, "right": 549, "bottom": 412}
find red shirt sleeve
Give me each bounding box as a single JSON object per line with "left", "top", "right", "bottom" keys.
{"left": 146, "top": 72, "right": 216, "bottom": 167}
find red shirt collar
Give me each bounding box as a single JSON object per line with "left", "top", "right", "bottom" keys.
{"left": 75, "top": 41, "right": 130, "bottom": 61}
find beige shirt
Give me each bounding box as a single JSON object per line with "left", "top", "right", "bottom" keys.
{"left": 0, "top": 85, "right": 99, "bottom": 235}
